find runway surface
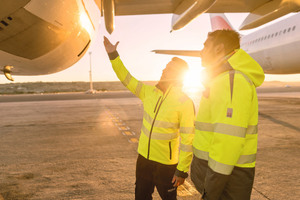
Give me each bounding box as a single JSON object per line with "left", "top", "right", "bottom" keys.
{"left": 0, "top": 91, "right": 299, "bottom": 199}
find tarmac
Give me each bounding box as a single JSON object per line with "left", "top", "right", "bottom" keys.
{"left": 0, "top": 89, "right": 299, "bottom": 200}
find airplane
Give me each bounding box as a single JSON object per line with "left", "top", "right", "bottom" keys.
{"left": 1, "top": 0, "right": 300, "bottom": 81}
{"left": 152, "top": 13, "right": 300, "bottom": 74}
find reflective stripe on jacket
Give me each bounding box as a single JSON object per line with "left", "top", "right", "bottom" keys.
{"left": 193, "top": 49, "right": 265, "bottom": 176}
{"left": 111, "top": 56, "right": 195, "bottom": 173}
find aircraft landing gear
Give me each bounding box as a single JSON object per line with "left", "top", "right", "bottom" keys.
{"left": 1, "top": 65, "right": 14, "bottom": 81}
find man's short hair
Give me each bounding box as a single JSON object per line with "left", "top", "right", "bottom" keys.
{"left": 208, "top": 29, "right": 240, "bottom": 54}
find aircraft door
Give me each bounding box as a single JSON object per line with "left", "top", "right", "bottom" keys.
{"left": 262, "top": 50, "right": 273, "bottom": 73}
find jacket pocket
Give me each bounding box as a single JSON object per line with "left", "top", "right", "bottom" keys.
{"left": 169, "top": 141, "right": 172, "bottom": 160}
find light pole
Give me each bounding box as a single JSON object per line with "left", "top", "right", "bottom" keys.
{"left": 88, "top": 51, "right": 95, "bottom": 93}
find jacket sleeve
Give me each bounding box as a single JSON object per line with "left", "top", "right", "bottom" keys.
{"left": 109, "top": 51, "right": 146, "bottom": 100}
{"left": 175, "top": 97, "right": 195, "bottom": 178}
{"left": 203, "top": 73, "right": 253, "bottom": 199}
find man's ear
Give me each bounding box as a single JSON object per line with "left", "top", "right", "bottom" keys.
{"left": 214, "top": 43, "right": 224, "bottom": 55}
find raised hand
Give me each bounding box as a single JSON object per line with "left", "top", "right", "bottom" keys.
{"left": 103, "top": 36, "right": 119, "bottom": 53}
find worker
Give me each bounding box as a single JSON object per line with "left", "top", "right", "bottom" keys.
{"left": 191, "top": 30, "right": 265, "bottom": 200}
{"left": 103, "top": 36, "right": 195, "bottom": 200}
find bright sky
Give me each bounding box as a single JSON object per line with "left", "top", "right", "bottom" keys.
{"left": 1, "top": 13, "right": 299, "bottom": 84}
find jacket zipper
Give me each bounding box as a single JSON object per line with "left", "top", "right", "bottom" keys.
{"left": 147, "top": 89, "right": 171, "bottom": 159}
{"left": 153, "top": 96, "right": 162, "bottom": 113}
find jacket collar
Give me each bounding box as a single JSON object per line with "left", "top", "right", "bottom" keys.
{"left": 204, "top": 50, "right": 236, "bottom": 86}
{"left": 156, "top": 82, "right": 182, "bottom": 94}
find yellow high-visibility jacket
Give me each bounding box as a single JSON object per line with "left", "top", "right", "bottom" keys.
{"left": 192, "top": 49, "right": 265, "bottom": 198}
{"left": 110, "top": 54, "right": 195, "bottom": 175}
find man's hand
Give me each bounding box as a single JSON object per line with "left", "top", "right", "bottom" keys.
{"left": 103, "top": 36, "right": 119, "bottom": 53}
{"left": 172, "top": 175, "right": 185, "bottom": 187}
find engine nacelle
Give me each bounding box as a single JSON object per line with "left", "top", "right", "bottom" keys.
{"left": 171, "top": 0, "right": 217, "bottom": 31}
{"left": 240, "top": 0, "right": 300, "bottom": 30}
{"left": 102, "top": 0, "right": 115, "bottom": 34}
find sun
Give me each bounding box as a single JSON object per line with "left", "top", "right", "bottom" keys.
{"left": 183, "top": 66, "right": 205, "bottom": 91}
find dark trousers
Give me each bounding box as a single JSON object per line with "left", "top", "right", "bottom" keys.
{"left": 135, "top": 154, "right": 177, "bottom": 200}
{"left": 191, "top": 156, "right": 255, "bottom": 200}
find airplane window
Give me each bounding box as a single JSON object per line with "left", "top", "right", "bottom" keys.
{"left": 7, "top": 16, "right": 12, "bottom": 21}
{"left": 275, "top": 32, "right": 278, "bottom": 36}
{"left": 292, "top": 26, "right": 296, "bottom": 31}
{"left": 279, "top": 31, "right": 282, "bottom": 35}
{"left": 268, "top": 35, "right": 270, "bottom": 39}
{"left": 271, "top": 34, "right": 274, "bottom": 37}
{"left": 288, "top": 28, "right": 291, "bottom": 32}
{"left": 283, "top": 29, "right": 286, "bottom": 34}
{"left": 264, "top": 36, "right": 267, "bottom": 39}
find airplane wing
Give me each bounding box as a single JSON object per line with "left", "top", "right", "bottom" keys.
{"left": 152, "top": 50, "right": 201, "bottom": 57}
{"left": 102, "top": 0, "right": 300, "bottom": 33}
{"left": 113, "top": 0, "right": 261, "bottom": 15}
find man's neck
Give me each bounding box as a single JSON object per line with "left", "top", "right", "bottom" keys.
{"left": 207, "top": 50, "right": 236, "bottom": 79}
{"left": 156, "top": 81, "right": 181, "bottom": 94}
{"left": 156, "top": 81, "right": 170, "bottom": 94}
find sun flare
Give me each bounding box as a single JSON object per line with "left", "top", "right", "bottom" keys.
{"left": 183, "top": 66, "right": 205, "bottom": 91}
{"left": 80, "top": 13, "right": 93, "bottom": 35}
{"left": 182, "top": 65, "right": 205, "bottom": 112}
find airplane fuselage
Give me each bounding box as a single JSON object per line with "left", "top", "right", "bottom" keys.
{"left": 241, "top": 13, "right": 300, "bottom": 74}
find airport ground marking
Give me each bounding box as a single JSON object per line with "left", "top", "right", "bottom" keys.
{"left": 115, "top": 122, "right": 125, "bottom": 126}
{"left": 119, "top": 126, "right": 130, "bottom": 130}
{"left": 123, "top": 131, "right": 132, "bottom": 136}
{"left": 177, "top": 181, "right": 198, "bottom": 197}
{"left": 108, "top": 109, "right": 139, "bottom": 144}
{"left": 129, "top": 138, "right": 138, "bottom": 143}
